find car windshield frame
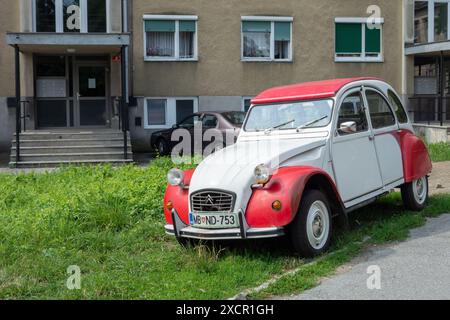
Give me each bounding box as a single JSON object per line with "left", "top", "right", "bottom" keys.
{"left": 243, "top": 98, "right": 335, "bottom": 133}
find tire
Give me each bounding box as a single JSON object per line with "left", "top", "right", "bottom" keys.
{"left": 156, "top": 138, "right": 170, "bottom": 156}
{"left": 401, "top": 176, "right": 428, "bottom": 211}
{"left": 290, "top": 190, "right": 333, "bottom": 257}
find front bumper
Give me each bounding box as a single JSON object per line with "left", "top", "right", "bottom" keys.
{"left": 165, "top": 209, "right": 285, "bottom": 240}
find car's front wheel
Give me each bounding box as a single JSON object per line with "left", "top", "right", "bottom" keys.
{"left": 290, "top": 190, "right": 332, "bottom": 257}
{"left": 401, "top": 176, "right": 428, "bottom": 211}
{"left": 156, "top": 138, "right": 170, "bottom": 156}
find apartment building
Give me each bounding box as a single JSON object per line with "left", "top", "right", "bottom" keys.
{"left": 0, "top": 0, "right": 444, "bottom": 166}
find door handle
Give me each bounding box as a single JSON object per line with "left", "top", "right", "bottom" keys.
{"left": 369, "top": 135, "right": 375, "bottom": 141}
{"left": 76, "top": 92, "right": 81, "bottom": 100}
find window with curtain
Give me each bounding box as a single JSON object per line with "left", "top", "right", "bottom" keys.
{"left": 242, "top": 19, "right": 292, "bottom": 61}
{"left": 144, "top": 18, "right": 197, "bottom": 60}
{"left": 147, "top": 99, "right": 167, "bottom": 126}
{"left": 335, "top": 20, "right": 382, "bottom": 61}
{"left": 435, "top": 2, "right": 448, "bottom": 42}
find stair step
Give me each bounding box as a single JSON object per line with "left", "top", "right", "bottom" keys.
{"left": 9, "top": 159, "right": 134, "bottom": 168}
{"left": 11, "top": 145, "right": 132, "bottom": 154}
{"left": 17, "top": 132, "right": 129, "bottom": 140}
{"left": 11, "top": 152, "right": 133, "bottom": 162}
{"left": 13, "top": 139, "right": 131, "bottom": 147}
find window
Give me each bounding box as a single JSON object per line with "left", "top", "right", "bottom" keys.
{"left": 435, "top": 1, "right": 448, "bottom": 41}
{"left": 33, "top": 0, "right": 107, "bottom": 33}
{"left": 244, "top": 100, "right": 333, "bottom": 132}
{"left": 222, "top": 112, "right": 246, "bottom": 126}
{"left": 179, "top": 115, "right": 201, "bottom": 129}
{"left": 146, "top": 99, "right": 167, "bottom": 126}
{"left": 242, "top": 97, "right": 253, "bottom": 112}
{"left": 338, "top": 92, "right": 368, "bottom": 135}
{"left": 36, "top": 0, "right": 56, "bottom": 32}
{"left": 144, "top": 97, "right": 198, "bottom": 129}
{"left": 335, "top": 18, "right": 383, "bottom": 62}
{"left": 241, "top": 17, "right": 293, "bottom": 61}
{"left": 415, "top": 1, "right": 429, "bottom": 43}
{"left": 202, "top": 115, "right": 219, "bottom": 129}
{"left": 387, "top": 90, "right": 409, "bottom": 124}
{"left": 144, "top": 15, "right": 198, "bottom": 61}
{"left": 365, "top": 90, "right": 396, "bottom": 129}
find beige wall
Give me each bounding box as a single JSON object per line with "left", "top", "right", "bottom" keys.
{"left": 0, "top": 0, "right": 20, "bottom": 97}
{"left": 131, "top": 0, "right": 403, "bottom": 97}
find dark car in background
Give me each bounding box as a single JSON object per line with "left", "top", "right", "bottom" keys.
{"left": 150, "top": 111, "right": 246, "bottom": 156}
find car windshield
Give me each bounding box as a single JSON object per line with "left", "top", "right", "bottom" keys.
{"left": 222, "top": 112, "right": 246, "bottom": 126}
{"left": 244, "top": 99, "right": 334, "bottom": 132}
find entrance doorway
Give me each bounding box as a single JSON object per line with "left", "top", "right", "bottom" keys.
{"left": 35, "top": 55, "right": 111, "bottom": 129}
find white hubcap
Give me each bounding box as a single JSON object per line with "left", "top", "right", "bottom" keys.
{"left": 306, "top": 200, "right": 330, "bottom": 250}
{"left": 413, "top": 176, "right": 427, "bottom": 205}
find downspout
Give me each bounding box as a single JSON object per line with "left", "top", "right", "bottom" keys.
{"left": 121, "top": 0, "right": 129, "bottom": 159}
{"left": 15, "top": 45, "right": 21, "bottom": 165}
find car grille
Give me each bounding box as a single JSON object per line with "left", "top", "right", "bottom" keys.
{"left": 191, "top": 191, "right": 235, "bottom": 213}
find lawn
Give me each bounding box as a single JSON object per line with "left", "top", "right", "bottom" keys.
{"left": 0, "top": 158, "right": 449, "bottom": 300}
{"left": 428, "top": 142, "right": 450, "bottom": 162}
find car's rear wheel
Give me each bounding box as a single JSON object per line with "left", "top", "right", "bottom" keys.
{"left": 401, "top": 176, "right": 428, "bottom": 211}
{"left": 290, "top": 190, "right": 332, "bottom": 257}
{"left": 156, "top": 138, "right": 170, "bottom": 156}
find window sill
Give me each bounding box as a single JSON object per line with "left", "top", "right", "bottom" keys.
{"left": 241, "top": 58, "right": 293, "bottom": 63}
{"left": 335, "top": 56, "right": 384, "bottom": 63}
{"left": 144, "top": 57, "right": 198, "bottom": 62}
{"left": 144, "top": 125, "right": 172, "bottom": 130}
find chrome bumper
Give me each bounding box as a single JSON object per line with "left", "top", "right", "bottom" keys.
{"left": 165, "top": 209, "right": 285, "bottom": 240}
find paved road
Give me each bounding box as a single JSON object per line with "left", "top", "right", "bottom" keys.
{"left": 283, "top": 214, "right": 450, "bottom": 300}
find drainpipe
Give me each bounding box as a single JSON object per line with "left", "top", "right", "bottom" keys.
{"left": 121, "top": 0, "right": 129, "bottom": 159}
{"left": 439, "top": 51, "right": 444, "bottom": 127}
{"left": 15, "top": 45, "right": 21, "bottom": 165}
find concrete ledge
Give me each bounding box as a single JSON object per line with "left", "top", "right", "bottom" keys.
{"left": 413, "top": 124, "right": 449, "bottom": 143}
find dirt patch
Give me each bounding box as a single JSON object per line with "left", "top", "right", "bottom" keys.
{"left": 429, "top": 161, "right": 450, "bottom": 195}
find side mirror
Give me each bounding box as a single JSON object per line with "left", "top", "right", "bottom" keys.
{"left": 339, "top": 121, "right": 357, "bottom": 134}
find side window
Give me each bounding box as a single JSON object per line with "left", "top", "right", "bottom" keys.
{"left": 179, "top": 115, "right": 200, "bottom": 129}
{"left": 202, "top": 115, "right": 218, "bottom": 129}
{"left": 338, "top": 92, "right": 368, "bottom": 135}
{"left": 365, "top": 90, "right": 396, "bottom": 129}
{"left": 387, "top": 90, "right": 408, "bottom": 124}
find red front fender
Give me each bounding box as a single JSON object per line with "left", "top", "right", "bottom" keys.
{"left": 399, "top": 130, "right": 432, "bottom": 182}
{"left": 163, "top": 169, "right": 195, "bottom": 225}
{"left": 246, "top": 166, "right": 341, "bottom": 228}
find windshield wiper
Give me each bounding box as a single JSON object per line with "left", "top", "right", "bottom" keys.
{"left": 264, "top": 119, "right": 295, "bottom": 134}
{"left": 296, "top": 115, "right": 328, "bottom": 132}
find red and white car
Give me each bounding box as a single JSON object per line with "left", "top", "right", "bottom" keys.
{"left": 163, "top": 78, "right": 432, "bottom": 257}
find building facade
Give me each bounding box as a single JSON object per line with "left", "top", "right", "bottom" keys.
{"left": 0, "top": 0, "right": 444, "bottom": 161}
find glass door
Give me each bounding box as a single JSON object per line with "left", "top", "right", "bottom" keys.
{"left": 75, "top": 64, "right": 109, "bottom": 127}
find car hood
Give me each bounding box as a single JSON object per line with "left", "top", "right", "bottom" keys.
{"left": 188, "top": 137, "right": 327, "bottom": 212}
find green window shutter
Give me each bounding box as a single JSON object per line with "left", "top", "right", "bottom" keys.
{"left": 179, "top": 20, "right": 196, "bottom": 32}
{"left": 145, "top": 20, "right": 175, "bottom": 32}
{"left": 242, "top": 21, "right": 271, "bottom": 33}
{"left": 365, "top": 25, "right": 381, "bottom": 53}
{"left": 275, "top": 22, "right": 291, "bottom": 41}
{"left": 335, "top": 23, "right": 362, "bottom": 53}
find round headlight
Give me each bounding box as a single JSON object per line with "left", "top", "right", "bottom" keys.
{"left": 168, "top": 168, "right": 185, "bottom": 186}
{"left": 254, "top": 164, "right": 271, "bottom": 185}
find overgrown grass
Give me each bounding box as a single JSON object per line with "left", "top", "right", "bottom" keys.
{"left": 0, "top": 159, "right": 449, "bottom": 300}
{"left": 428, "top": 142, "right": 450, "bottom": 162}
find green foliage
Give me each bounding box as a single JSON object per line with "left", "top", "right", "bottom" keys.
{"left": 428, "top": 142, "right": 450, "bottom": 162}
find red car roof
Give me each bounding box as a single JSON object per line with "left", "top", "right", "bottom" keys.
{"left": 251, "top": 77, "right": 381, "bottom": 105}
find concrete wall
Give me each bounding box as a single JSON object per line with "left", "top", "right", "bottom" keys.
{"left": 413, "top": 124, "right": 450, "bottom": 144}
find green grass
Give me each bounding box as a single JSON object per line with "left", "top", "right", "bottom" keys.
{"left": 428, "top": 142, "right": 450, "bottom": 162}
{"left": 0, "top": 159, "right": 449, "bottom": 300}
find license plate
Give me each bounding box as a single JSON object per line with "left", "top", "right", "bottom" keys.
{"left": 189, "top": 212, "right": 239, "bottom": 229}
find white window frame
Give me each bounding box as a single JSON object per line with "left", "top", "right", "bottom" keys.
{"left": 413, "top": 0, "right": 450, "bottom": 44}
{"left": 32, "top": 0, "right": 111, "bottom": 33}
{"left": 241, "top": 96, "right": 253, "bottom": 112}
{"left": 334, "top": 17, "right": 384, "bottom": 63}
{"left": 241, "top": 16, "right": 293, "bottom": 62}
{"left": 144, "top": 97, "right": 199, "bottom": 129}
{"left": 143, "top": 15, "right": 198, "bottom": 62}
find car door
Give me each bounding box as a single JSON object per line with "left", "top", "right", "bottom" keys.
{"left": 332, "top": 88, "right": 383, "bottom": 205}
{"left": 364, "top": 88, "right": 404, "bottom": 186}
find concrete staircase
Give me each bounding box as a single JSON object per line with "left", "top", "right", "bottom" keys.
{"left": 9, "top": 130, "right": 133, "bottom": 168}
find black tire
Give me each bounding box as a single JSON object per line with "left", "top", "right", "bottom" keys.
{"left": 401, "top": 176, "right": 428, "bottom": 211}
{"left": 156, "top": 138, "right": 170, "bottom": 156}
{"left": 290, "top": 190, "right": 333, "bottom": 257}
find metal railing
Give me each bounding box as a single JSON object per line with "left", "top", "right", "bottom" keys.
{"left": 408, "top": 96, "right": 450, "bottom": 126}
